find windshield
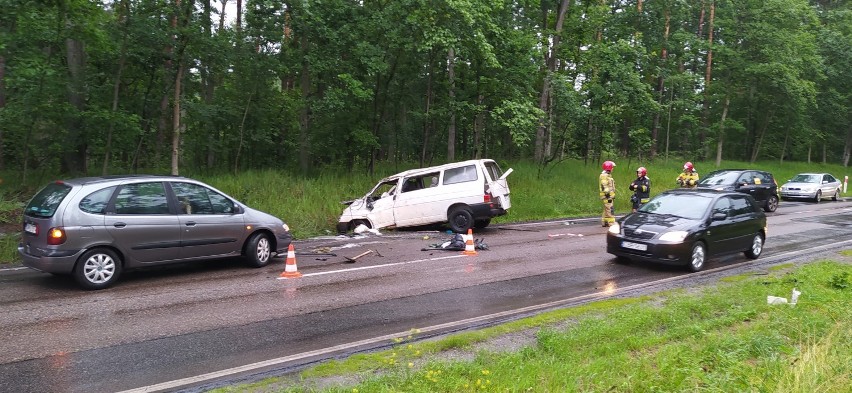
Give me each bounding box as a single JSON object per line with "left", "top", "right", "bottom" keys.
{"left": 698, "top": 171, "right": 741, "bottom": 186}
{"left": 25, "top": 182, "right": 73, "bottom": 218}
{"left": 639, "top": 193, "right": 713, "bottom": 220}
{"left": 790, "top": 174, "right": 820, "bottom": 183}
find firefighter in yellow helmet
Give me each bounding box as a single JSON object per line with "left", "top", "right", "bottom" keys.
{"left": 676, "top": 161, "right": 699, "bottom": 188}
{"left": 599, "top": 160, "right": 616, "bottom": 227}
{"left": 629, "top": 167, "right": 651, "bottom": 213}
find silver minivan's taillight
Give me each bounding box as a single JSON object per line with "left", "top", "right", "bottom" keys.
{"left": 47, "top": 227, "right": 67, "bottom": 245}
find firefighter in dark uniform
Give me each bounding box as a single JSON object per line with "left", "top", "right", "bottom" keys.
{"left": 676, "top": 161, "right": 699, "bottom": 188}
{"left": 599, "top": 160, "right": 616, "bottom": 227}
{"left": 629, "top": 167, "right": 651, "bottom": 213}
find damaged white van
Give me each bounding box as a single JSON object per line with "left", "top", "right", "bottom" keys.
{"left": 337, "top": 159, "right": 513, "bottom": 234}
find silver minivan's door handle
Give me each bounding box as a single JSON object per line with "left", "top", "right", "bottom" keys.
{"left": 185, "top": 221, "right": 196, "bottom": 227}
{"left": 113, "top": 222, "right": 126, "bottom": 228}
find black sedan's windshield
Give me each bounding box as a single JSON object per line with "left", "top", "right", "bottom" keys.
{"left": 639, "top": 193, "right": 713, "bottom": 220}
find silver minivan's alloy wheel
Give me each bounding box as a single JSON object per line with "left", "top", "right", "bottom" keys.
{"left": 245, "top": 232, "right": 273, "bottom": 267}
{"left": 255, "top": 236, "right": 271, "bottom": 263}
{"left": 74, "top": 248, "right": 122, "bottom": 290}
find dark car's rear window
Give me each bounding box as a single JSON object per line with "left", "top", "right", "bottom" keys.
{"left": 25, "top": 182, "right": 73, "bottom": 218}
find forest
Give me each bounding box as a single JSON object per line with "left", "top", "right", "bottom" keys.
{"left": 0, "top": 0, "right": 850, "bottom": 180}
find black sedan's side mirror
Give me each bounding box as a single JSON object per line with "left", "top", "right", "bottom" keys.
{"left": 712, "top": 212, "right": 728, "bottom": 221}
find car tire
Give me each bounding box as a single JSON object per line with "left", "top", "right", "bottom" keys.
{"left": 832, "top": 190, "right": 840, "bottom": 201}
{"left": 336, "top": 221, "right": 350, "bottom": 234}
{"left": 687, "top": 242, "right": 706, "bottom": 272}
{"left": 814, "top": 190, "right": 821, "bottom": 202}
{"left": 73, "top": 248, "right": 122, "bottom": 290}
{"left": 764, "top": 195, "right": 778, "bottom": 212}
{"left": 744, "top": 233, "right": 764, "bottom": 259}
{"left": 245, "top": 232, "right": 272, "bottom": 267}
{"left": 448, "top": 206, "right": 474, "bottom": 233}
{"left": 474, "top": 218, "right": 491, "bottom": 229}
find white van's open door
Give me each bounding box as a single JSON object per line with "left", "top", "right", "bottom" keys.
{"left": 484, "top": 162, "right": 512, "bottom": 210}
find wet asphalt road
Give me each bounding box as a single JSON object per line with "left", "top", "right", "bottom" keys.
{"left": 0, "top": 199, "right": 850, "bottom": 392}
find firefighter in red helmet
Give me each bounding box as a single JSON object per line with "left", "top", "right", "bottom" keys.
{"left": 599, "top": 161, "right": 616, "bottom": 227}
{"left": 629, "top": 167, "right": 651, "bottom": 213}
{"left": 676, "top": 161, "right": 699, "bottom": 188}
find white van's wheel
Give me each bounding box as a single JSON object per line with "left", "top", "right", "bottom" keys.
{"left": 448, "top": 207, "right": 474, "bottom": 233}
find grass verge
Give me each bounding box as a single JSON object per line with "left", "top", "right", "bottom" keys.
{"left": 212, "top": 257, "right": 852, "bottom": 393}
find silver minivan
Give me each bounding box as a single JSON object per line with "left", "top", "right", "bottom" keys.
{"left": 19, "top": 175, "right": 292, "bottom": 290}
{"left": 337, "top": 159, "right": 512, "bottom": 233}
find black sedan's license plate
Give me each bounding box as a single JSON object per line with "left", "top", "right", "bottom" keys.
{"left": 621, "top": 241, "right": 647, "bottom": 251}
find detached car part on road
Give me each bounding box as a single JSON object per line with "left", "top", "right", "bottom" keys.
{"left": 338, "top": 159, "right": 512, "bottom": 234}
{"left": 607, "top": 189, "right": 767, "bottom": 272}
{"left": 19, "top": 175, "right": 292, "bottom": 290}
{"left": 780, "top": 173, "right": 842, "bottom": 202}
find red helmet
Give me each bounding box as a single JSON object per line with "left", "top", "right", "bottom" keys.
{"left": 637, "top": 167, "right": 647, "bottom": 176}
{"left": 602, "top": 161, "right": 616, "bottom": 171}
{"left": 683, "top": 161, "right": 694, "bottom": 171}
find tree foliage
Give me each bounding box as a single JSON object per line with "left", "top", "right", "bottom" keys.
{"left": 0, "top": 0, "right": 849, "bottom": 180}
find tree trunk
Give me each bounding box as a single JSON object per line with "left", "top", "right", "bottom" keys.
{"left": 715, "top": 96, "right": 729, "bottom": 167}
{"left": 299, "top": 32, "right": 311, "bottom": 174}
{"left": 473, "top": 90, "right": 484, "bottom": 159}
{"left": 103, "top": 0, "right": 130, "bottom": 175}
{"left": 650, "top": 8, "right": 670, "bottom": 159}
{"left": 700, "top": 0, "right": 715, "bottom": 157}
{"left": 63, "top": 11, "right": 88, "bottom": 175}
{"left": 420, "top": 58, "right": 434, "bottom": 168}
{"left": 219, "top": 0, "right": 228, "bottom": 30}
{"left": 171, "top": 60, "right": 184, "bottom": 176}
{"left": 234, "top": 95, "right": 252, "bottom": 173}
{"left": 843, "top": 125, "right": 851, "bottom": 167}
{"left": 534, "top": 0, "right": 572, "bottom": 164}
{"left": 750, "top": 111, "right": 772, "bottom": 163}
{"left": 447, "top": 47, "right": 456, "bottom": 161}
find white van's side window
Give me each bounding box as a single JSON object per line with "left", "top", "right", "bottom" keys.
{"left": 401, "top": 172, "right": 440, "bottom": 192}
{"left": 444, "top": 165, "right": 478, "bottom": 185}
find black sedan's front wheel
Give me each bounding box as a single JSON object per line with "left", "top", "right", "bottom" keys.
{"left": 688, "top": 242, "right": 707, "bottom": 272}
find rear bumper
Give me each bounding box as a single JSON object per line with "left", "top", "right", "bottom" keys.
{"left": 18, "top": 243, "right": 83, "bottom": 274}
{"left": 470, "top": 203, "right": 507, "bottom": 220}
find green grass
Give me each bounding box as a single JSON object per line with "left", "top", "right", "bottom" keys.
{"left": 212, "top": 258, "right": 852, "bottom": 393}
{"left": 0, "top": 159, "right": 849, "bottom": 264}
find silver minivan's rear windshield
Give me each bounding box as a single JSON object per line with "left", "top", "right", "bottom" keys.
{"left": 25, "top": 182, "right": 73, "bottom": 218}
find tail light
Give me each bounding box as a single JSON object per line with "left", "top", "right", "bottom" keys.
{"left": 47, "top": 227, "right": 67, "bottom": 245}
{"left": 484, "top": 184, "right": 494, "bottom": 207}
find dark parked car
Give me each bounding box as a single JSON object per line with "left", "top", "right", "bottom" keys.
{"left": 696, "top": 169, "right": 779, "bottom": 212}
{"left": 19, "top": 175, "right": 292, "bottom": 290}
{"left": 607, "top": 189, "right": 767, "bottom": 272}
{"left": 780, "top": 173, "right": 842, "bottom": 202}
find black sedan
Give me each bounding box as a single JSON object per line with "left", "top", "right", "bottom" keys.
{"left": 606, "top": 189, "right": 767, "bottom": 272}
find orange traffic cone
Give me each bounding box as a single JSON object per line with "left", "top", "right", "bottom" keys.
{"left": 462, "top": 228, "right": 477, "bottom": 256}
{"left": 279, "top": 244, "right": 303, "bottom": 278}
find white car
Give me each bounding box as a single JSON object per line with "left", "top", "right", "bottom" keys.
{"left": 780, "top": 173, "right": 842, "bottom": 202}
{"left": 337, "top": 159, "right": 512, "bottom": 233}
